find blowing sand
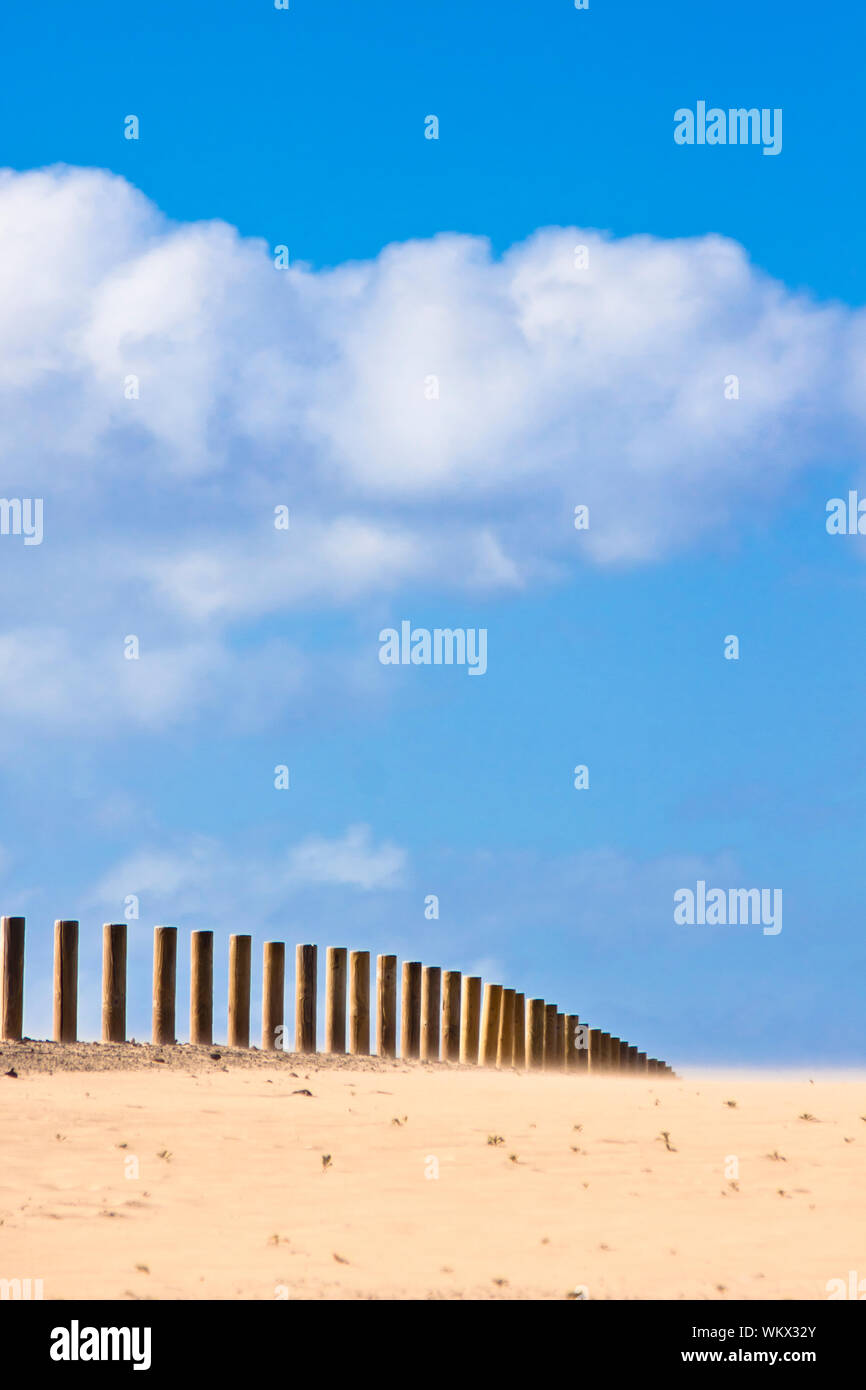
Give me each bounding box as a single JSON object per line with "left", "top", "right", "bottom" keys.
{"left": 0, "top": 1043, "right": 862, "bottom": 1301}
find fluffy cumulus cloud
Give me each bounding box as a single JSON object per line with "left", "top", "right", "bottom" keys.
{"left": 0, "top": 163, "right": 864, "bottom": 729}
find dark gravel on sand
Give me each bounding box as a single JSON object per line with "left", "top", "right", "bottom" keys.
{"left": 0, "top": 1039, "right": 450, "bottom": 1076}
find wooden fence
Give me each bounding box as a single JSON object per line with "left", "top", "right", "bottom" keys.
{"left": 0, "top": 917, "right": 674, "bottom": 1074}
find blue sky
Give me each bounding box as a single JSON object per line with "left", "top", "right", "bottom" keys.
{"left": 0, "top": 0, "right": 863, "bottom": 1064}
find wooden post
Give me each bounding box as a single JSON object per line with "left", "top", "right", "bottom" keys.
{"left": 588, "top": 1027, "right": 603, "bottom": 1072}
{"left": 152, "top": 926, "right": 177, "bottom": 1045}
{"left": 190, "top": 931, "right": 213, "bottom": 1045}
{"left": 459, "top": 976, "right": 481, "bottom": 1063}
{"left": 101, "top": 923, "right": 127, "bottom": 1043}
{"left": 480, "top": 983, "right": 502, "bottom": 1067}
{"left": 557, "top": 1012, "right": 567, "bottom": 1070}
{"left": 441, "top": 970, "right": 461, "bottom": 1061}
{"left": 598, "top": 1032, "right": 612, "bottom": 1071}
{"left": 1, "top": 916, "right": 25, "bottom": 1041}
{"left": 609, "top": 1036, "right": 621, "bottom": 1072}
{"left": 295, "top": 944, "right": 318, "bottom": 1053}
{"left": 648, "top": 1057, "right": 659, "bottom": 1073}
{"left": 376, "top": 953, "right": 397, "bottom": 1058}
{"left": 576, "top": 1017, "right": 586, "bottom": 1068}
{"left": 512, "top": 993, "right": 526, "bottom": 1069}
{"left": 575, "top": 1018, "right": 589, "bottom": 1071}
{"left": 564, "top": 1014, "right": 579, "bottom": 1071}
{"left": 544, "top": 1003, "right": 558, "bottom": 1070}
{"left": 497, "top": 988, "right": 515, "bottom": 1068}
{"left": 262, "top": 941, "right": 285, "bottom": 1051}
{"left": 349, "top": 950, "right": 370, "bottom": 1055}
{"left": 627, "top": 1044, "right": 638, "bottom": 1071}
{"left": 421, "top": 966, "right": 441, "bottom": 1062}
{"left": 401, "top": 961, "right": 422, "bottom": 1060}
{"left": 325, "top": 947, "right": 347, "bottom": 1054}
{"left": 53, "top": 920, "right": 78, "bottom": 1043}
{"left": 527, "top": 998, "right": 545, "bottom": 1070}
{"left": 227, "top": 934, "right": 251, "bottom": 1048}
{"left": 637, "top": 1051, "right": 647, "bottom": 1071}
{"left": 619, "top": 1040, "right": 630, "bottom": 1070}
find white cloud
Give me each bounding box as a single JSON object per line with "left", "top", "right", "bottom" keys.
{"left": 0, "top": 629, "right": 310, "bottom": 734}
{"left": 89, "top": 825, "right": 409, "bottom": 924}
{"left": 286, "top": 824, "right": 407, "bottom": 891}
{"left": 0, "top": 164, "right": 863, "bottom": 732}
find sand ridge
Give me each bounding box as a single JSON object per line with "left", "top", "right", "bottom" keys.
{"left": 1, "top": 1050, "right": 863, "bottom": 1301}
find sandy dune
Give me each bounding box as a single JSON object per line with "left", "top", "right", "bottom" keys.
{"left": 0, "top": 1046, "right": 863, "bottom": 1300}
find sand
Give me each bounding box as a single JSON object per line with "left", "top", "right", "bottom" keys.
{"left": 1, "top": 1043, "right": 863, "bottom": 1301}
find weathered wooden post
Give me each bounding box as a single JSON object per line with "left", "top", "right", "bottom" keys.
{"left": 527, "top": 998, "right": 545, "bottom": 1070}
{"left": 510, "top": 992, "right": 525, "bottom": 1068}
{"left": 441, "top": 969, "right": 461, "bottom": 1061}
{"left": 609, "top": 1036, "right": 621, "bottom": 1072}
{"left": 557, "top": 1012, "right": 567, "bottom": 1070}
{"left": 325, "top": 947, "right": 347, "bottom": 1054}
{"left": 228, "top": 934, "right": 251, "bottom": 1048}
{"left": 459, "top": 976, "right": 481, "bottom": 1063}
{"left": 349, "top": 950, "right": 370, "bottom": 1055}
{"left": 190, "top": 930, "right": 214, "bottom": 1045}
{"left": 295, "top": 944, "right": 318, "bottom": 1053}
{"left": 480, "top": 983, "right": 502, "bottom": 1067}
{"left": 401, "top": 961, "right": 422, "bottom": 1060}
{"left": 497, "top": 987, "right": 515, "bottom": 1068}
{"left": 152, "top": 926, "right": 177, "bottom": 1045}
{"left": 588, "top": 1027, "right": 603, "bottom": 1072}
{"left": 574, "top": 1016, "right": 589, "bottom": 1071}
{"left": 564, "top": 1013, "right": 579, "bottom": 1071}
{"left": 544, "top": 1003, "right": 558, "bottom": 1070}
{"left": 1, "top": 916, "right": 25, "bottom": 1041}
{"left": 636, "top": 1050, "right": 647, "bottom": 1071}
{"left": 101, "top": 923, "right": 127, "bottom": 1043}
{"left": 421, "top": 966, "right": 441, "bottom": 1062}
{"left": 262, "top": 941, "right": 285, "bottom": 1051}
{"left": 376, "top": 953, "right": 397, "bottom": 1058}
{"left": 53, "top": 919, "right": 79, "bottom": 1043}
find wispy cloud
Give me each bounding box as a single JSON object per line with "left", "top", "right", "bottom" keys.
{"left": 285, "top": 824, "right": 407, "bottom": 891}
{"left": 89, "top": 824, "right": 409, "bottom": 926}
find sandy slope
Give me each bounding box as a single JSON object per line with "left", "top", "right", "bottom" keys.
{"left": 0, "top": 1047, "right": 863, "bottom": 1300}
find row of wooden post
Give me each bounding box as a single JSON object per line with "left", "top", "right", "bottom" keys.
{"left": 0, "top": 918, "right": 674, "bottom": 1073}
